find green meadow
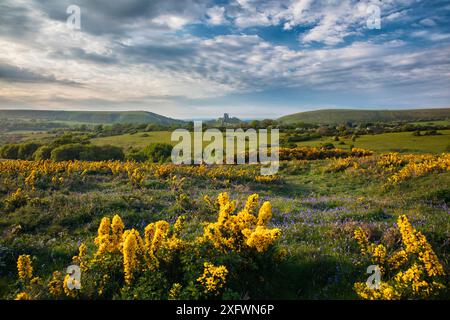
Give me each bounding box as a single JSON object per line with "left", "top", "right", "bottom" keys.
{"left": 294, "top": 130, "right": 450, "bottom": 154}
{"left": 90, "top": 130, "right": 450, "bottom": 154}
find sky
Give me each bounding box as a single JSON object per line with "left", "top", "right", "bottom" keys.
{"left": 0, "top": 0, "right": 449, "bottom": 119}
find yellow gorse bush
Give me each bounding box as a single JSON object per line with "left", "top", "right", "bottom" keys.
{"left": 324, "top": 152, "right": 449, "bottom": 187}
{"left": 15, "top": 292, "right": 32, "bottom": 300}
{"left": 279, "top": 147, "right": 372, "bottom": 161}
{"left": 354, "top": 215, "right": 446, "bottom": 299}
{"left": 0, "top": 160, "right": 277, "bottom": 190}
{"left": 386, "top": 153, "right": 450, "bottom": 186}
{"left": 48, "top": 271, "right": 63, "bottom": 297}
{"left": 397, "top": 215, "right": 445, "bottom": 277}
{"left": 15, "top": 192, "right": 282, "bottom": 299}
{"left": 326, "top": 157, "right": 357, "bottom": 172}
{"left": 122, "top": 229, "right": 144, "bottom": 285}
{"left": 202, "top": 193, "right": 281, "bottom": 253}
{"left": 197, "top": 262, "right": 228, "bottom": 295}
{"left": 17, "top": 254, "right": 33, "bottom": 282}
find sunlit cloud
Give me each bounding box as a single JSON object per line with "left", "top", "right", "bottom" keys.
{"left": 0, "top": 0, "right": 449, "bottom": 118}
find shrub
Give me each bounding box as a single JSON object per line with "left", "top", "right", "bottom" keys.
{"left": 50, "top": 134, "right": 90, "bottom": 148}
{"left": 353, "top": 215, "right": 446, "bottom": 299}
{"left": 0, "top": 144, "right": 20, "bottom": 159}
{"left": 287, "top": 133, "right": 321, "bottom": 143}
{"left": 51, "top": 144, "right": 85, "bottom": 161}
{"left": 126, "top": 151, "right": 147, "bottom": 162}
{"left": 34, "top": 145, "right": 53, "bottom": 160}
{"left": 142, "top": 143, "right": 172, "bottom": 163}
{"left": 4, "top": 188, "right": 29, "bottom": 212}
{"left": 321, "top": 142, "right": 335, "bottom": 150}
{"left": 18, "top": 143, "right": 41, "bottom": 160}
{"left": 50, "top": 144, "right": 124, "bottom": 161}
{"left": 80, "top": 145, "right": 125, "bottom": 161}
{"left": 0, "top": 143, "right": 41, "bottom": 160}
{"left": 423, "top": 130, "right": 441, "bottom": 136}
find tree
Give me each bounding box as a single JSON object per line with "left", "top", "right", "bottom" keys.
{"left": 18, "top": 142, "right": 41, "bottom": 160}
{"left": 80, "top": 145, "right": 124, "bottom": 161}
{"left": 51, "top": 144, "right": 85, "bottom": 161}
{"left": 34, "top": 145, "right": 53, "bottom": 160}
{"left": 51, "top": 144, "right": 124, "bottom": 161}
{"left": 0, "top": 144, "right": 19, "bottom": 159}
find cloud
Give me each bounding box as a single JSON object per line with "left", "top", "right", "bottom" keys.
{"left": 50, "top": 48, "right": 118, "bottom": 64}
{"left": 31, "top": 0, "right": 212, "bottom": 36}
{"left": 0, "top": 1, "right": 44, "bottom": 41}
{"left": 206, "top": 6, "right": 227, "bottom": 25}
{"left": 0, "top": 62, "right": 79, "bottom": 85}
{"left": 419, "top": 18, "right": 436, "bottom": 27}
{"left": 0, "top": 0, "right": 449, "bottom": 118}
{"left": 152, "top": 15, "right": 191, "bottom": 29}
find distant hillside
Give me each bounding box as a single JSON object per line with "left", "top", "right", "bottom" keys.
{"left": 278, "top": 108, "right": 450, "bottom": 125}
{"left": 0, "top": 110, "right": 184, "bottom": 125}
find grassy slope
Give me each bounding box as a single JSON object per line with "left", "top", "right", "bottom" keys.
{"left": 0, "top": 110, "right": 184, "bottom": 125}
{"left": 278, "top": 108, "right": 450, "bottom": 124}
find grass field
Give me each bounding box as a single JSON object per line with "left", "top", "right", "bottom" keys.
{"left": 91, "top": 131, "right": 174, "bottom": 149}
{"left": 295, "top": 130, "right": 450, "bottom": 154}
{"left": 90, "top": 130, "right": 450, "bottom": 154}
{"left": 91, "top": 131, "right": 280, "bottom": 151}
{"left": 408, "top": 120, "right": 450, "bottom": 126}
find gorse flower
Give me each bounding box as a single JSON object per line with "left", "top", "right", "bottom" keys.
{"left": 197, "top": 262, "right": 228, "bottom": 295}
{"left": 72, "top": 243, "right": 88, "bottom": 271}
{"left": 168, "top": 283, "right": 182, "bottom": 300}
{"left": 15, "top": 292, "right": 32, "bottom": 300}
{"left": 243, "top": 226, "right": 281, "bottom": 253}
{"left": 17, "top": 255, "right": 33, "bottom": 282}
{"left": 244, "top": 194, "right": 259, "bottom": 213}
{"left": 111, "top": 214, "right": 125, "bottom": 251}
{"left": 63, "top": 274, "right": 78, "bottom": 298}
{"left": 48, "top": 271, "right": 63, "bottom": 297}
{"left": 354, "top": 215, "right": 446, "bottom": 300}
{"left": 173, "top": 216, "right": 185, "bottom": 236}
{"left": 397, "top": 215, "right": 445, "bottom": 277}
{"left": 257, "top": 201, "right": 272, "bottom": 226}
{"left": 94, "top": 217, "right": 111, "bottom": 256}
{"left": 218, "top": 192, "right": 231, "bottom": 209}
{"left": 123, "top": 229, "right": 143, "bottom": 285}
{"left": 202, "top": 193, "right": 281, "bottom": 253}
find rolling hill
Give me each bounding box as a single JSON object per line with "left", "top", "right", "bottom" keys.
{"left": 0, "top": 110, "right": 184, "bottom": 125}
{"left": 278, "top": 108, "right": 450, "bottom": 125}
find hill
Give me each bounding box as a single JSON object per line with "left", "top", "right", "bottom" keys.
{"left": 278, "top": 108, "right": 450, "bottom": 125}
{"left": 0, "top": 110, "right": 184, "bottom": 125}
